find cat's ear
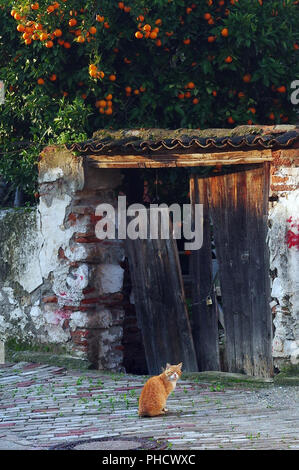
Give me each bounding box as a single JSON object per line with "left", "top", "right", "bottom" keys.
{"left": 177, "top": 362, "right": 183, "bottom": 369}
{"left": 165, "top": 363, "right": 171, "bottom": 369}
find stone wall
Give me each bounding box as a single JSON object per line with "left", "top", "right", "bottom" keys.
{"left": 0, "top": 142, "right": 298, "bottom": 372}
{"left": 0, "top": 146, "right": 126, "bottom": 371}
{"left": 268, "top": 148, "right": 299, "bottom": 368}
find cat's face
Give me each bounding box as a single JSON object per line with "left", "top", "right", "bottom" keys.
{"left": 164, "top": 362, "right": 182, "bottom": 382}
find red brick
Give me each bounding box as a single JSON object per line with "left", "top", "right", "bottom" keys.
{"left": 270, "top": 184, "right": 298, "bottom": 192}
{"left": 68, "top": 213, "right": 77, "bottom": 222}
{"left": 90, "top": 214, "right": 103, "bottom": 224}
{"left": 80, "top": 297, "right": 100, "bottom": 305}
{"left": 271, "top": 176, "right": 289, "bottom": 184}
{"left": 71, "top": 329, "right": 89, "bottom": 346}
{"left": 75, "top": 236, "right": 102, "bottom": 243}
{"left": 42, "top": 296, "right": 58, "bottom": 303}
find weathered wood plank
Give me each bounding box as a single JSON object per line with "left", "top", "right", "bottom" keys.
{"left": 87, "top": 149, "right": 272, "bottom": 168}
{"left": 189, "top": 175, "right": 220, "bottom": 371}
{"left": 125, "top": 210, "right": 198, "bottom": 375}
{"left": 205, "top": 163, "right": 273, "bottom": 377}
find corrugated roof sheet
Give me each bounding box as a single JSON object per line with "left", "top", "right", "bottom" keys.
{"left": 67, "top": 126, "right": 299, "bottom": 155}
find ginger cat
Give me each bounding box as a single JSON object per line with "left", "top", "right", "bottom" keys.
{"left": 138, "top": 362, "right": 182, "bottom": 417}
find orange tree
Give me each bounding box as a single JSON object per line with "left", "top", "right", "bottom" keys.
{"left": 0, "top": 0, "right": 298, "bottom": 198}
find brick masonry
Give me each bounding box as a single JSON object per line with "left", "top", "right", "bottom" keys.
{"left": 0, "top": 138, "right": 298, "bottom": 372}
{"left": 268, "top": 146, "right": 299, "bottom": 368}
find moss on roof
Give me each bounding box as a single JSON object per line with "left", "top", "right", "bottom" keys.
{"left": 92, "top": 125, "right": 297, "bottom": 142}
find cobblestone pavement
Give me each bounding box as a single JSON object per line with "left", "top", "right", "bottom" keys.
{"left": 0, "top": 362, "right": 298, "bottom": 450}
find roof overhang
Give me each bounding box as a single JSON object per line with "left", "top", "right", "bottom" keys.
{"left": 67, "top": 125, "right": 299, "bottom": 169}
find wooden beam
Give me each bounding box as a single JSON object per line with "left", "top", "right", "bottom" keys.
{"left": 86, "top": 149, "right": 272, "bottom": 168}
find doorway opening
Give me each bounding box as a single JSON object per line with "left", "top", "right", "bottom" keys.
{"left": 121, "top": 163, "right": 272, "bottom": 378}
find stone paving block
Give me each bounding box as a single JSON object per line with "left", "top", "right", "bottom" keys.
{"left": 0, "top": 362, "right": 298, "bottom": 450}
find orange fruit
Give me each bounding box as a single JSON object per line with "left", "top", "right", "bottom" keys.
{"left": 137, "top": 15, "right": 145, "bottom": 21}
{"left": 225, "top": 56, "right": 233, "bottom": 63}
{"left": 156, "top": 39, "right": 162, "bottom": 46}
{"left": 243, "top": 73, "right": 252, "bottom": 83}
{"left": 105, "top": 107, "right": 113, "bottom": 115}
{"left": 109, "top": 74, "right": 116, "bottom": 81}
{"left": 204, "top": 13, "right": 212, "bottom": 20}
{"left": 143, "top": 24, "right": 151, "bottom": 32}
{"left": 45, "top": 40, "right": 54, "bottom": 48}
{"left": 212, "top": 90, "right": 217, "bottom": 96}
{"left": 64, "top": 42, "right": 71, "bottom": 48}
{"left": 31, "top": 3, "right": 39, "bottom": 10}
{"left": 49, "top": 74, "right": 57, "bottom": 81}
{"left": 54, "top": 29, "right": 62, "bottom": 37}
{"left": 187, "top": 82, "right": 195, "bottom": 89}
{"left": 69, "top": 19, "right": 77, "bottom": 27}
{"left": 155, "top": 19, "right": 162, "bottom": 25}
{"left": 221, "top": 28, "right": 229, "bottom": 37}
{"left": 269, "top": 112, "right": 275, "bottom": 120}
{"left": 96, "top": 15, "right": 105, "bottom": 22}
{"left": 106, "top": 100, "right": 113, "bottom": 107}
{"left": 118, "top": 2, "right": 124, "bottom": 8}
{"left": 47, "top": 5, "right": 55, "bottom": 14}
{"left": 17, "top": 24, "right": 25, "bottom": 32}
{"left": 150, "top": 31, "right": 158, "bottom": 39}
{"left": 124, "top": 6, "right": 131, "bottom": 12}
{"left": 277, "top": 85, "right": 286, "bottom": 93}
{"left": 183, "top": 38, "right": 191, "bottom": 45}
{"left": 106, "top": 94, "right": 113, "bottom": 100}
{"left": 104, "top": 22, "right": 110, "bottom": 29}
{"left": 208, "top": 35, "right": 216, "bottom": 42}
{"left": 77, "top": 35, "right": 85, "bottom": 43}
{"left": 238, "top": 91, "right": 245, "bottom": 98}
{"left": 89, "top": 26, "right": 97, "bottom": 35}
{"left": 37, "top": 78, "right": 45, "bottom": 85}
{"left": 192, "top": 98, "right": 199, "bottom": 104}
{"left": 25, "top": 38, "right": 32, "bottom": 45}
{"left": 135, "top": 31, "right": 143, "bottom": 39}
{"left": 248, "top": 107, "right": 256, "bottom": 114}
{"left": 125, "top": 86, "right": 132, "bottom": 93}
{"left": 40, "top": 32, "right": 48, "bottom": 41}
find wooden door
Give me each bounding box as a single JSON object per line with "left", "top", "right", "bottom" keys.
{"left": 190, "top": 164, "right": 273, "bottom": 378}
{"left": 190, "top": 176, "right": 221, "bottom": 371}
{"left": 125, "top": 209, "right": 198, "bottom": 375}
